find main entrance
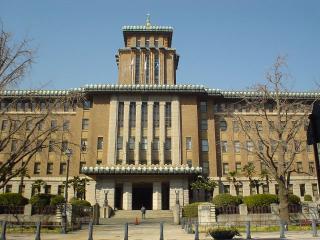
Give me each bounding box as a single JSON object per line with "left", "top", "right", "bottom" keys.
{"left": 132, "top": 183, "right": 153, "bottom": 210}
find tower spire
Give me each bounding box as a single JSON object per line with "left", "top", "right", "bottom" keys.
{"left": 146, "top": 13, "right": 151, "bottom": 28}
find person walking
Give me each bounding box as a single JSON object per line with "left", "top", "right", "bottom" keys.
{"left": 141, "top": 205, "right": 146, "bottom": 219}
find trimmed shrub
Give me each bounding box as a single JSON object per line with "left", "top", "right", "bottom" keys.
{"left": 30, "top": 194, "right": 52, "bottom": 207}
{"left": 182, "top": 202, "right": 203, "bottom": 218}
{"left": 208, "top": 227, "right": 240, "bottom": 240}
{"left": 243, "top": 194, "right": 278, "bottom": 207}
{"left": 70, "top": 199, "right": 91, "bottom": 207}
{"left": 304, "top": 194, "right": 312, "bottom": 202}
{"left": 288, "top": 194, "right": 301, "bottom": 205}
{"left": 0, "top": 193, "right": 29, "bottom": 206}
{"left": 212, "top": 194, "right": 242, "bottom": 207}
{"left": 50, "top": 195, "right": 65, "bottom": 206}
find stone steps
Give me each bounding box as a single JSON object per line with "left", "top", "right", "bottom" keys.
{"left": 112, "top": 210, "right": 173, "bottom": 219}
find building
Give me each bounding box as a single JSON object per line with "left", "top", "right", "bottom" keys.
{"left": 0, "top": 17, "right": 318, "bottom": 213}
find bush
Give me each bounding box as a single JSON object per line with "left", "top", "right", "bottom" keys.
{"left": 288, "top": 194, "right": 301, "bottom": 205}
{"left": 208, "top": 227, "right": 240, "bottom": 240}
{"left": 243, "top": 194, "right": 278, "bottom": 207}
{"left": 182, "top": 202, "right": 203, "bottom": 218}
{"left": 304, "top": 194, "right": 312, "bottom": 202}
{"left": 212, "top": 194, "right": 242, "bottom": 207}
{"left": 30, "top": 194, "right": 52, "bottom": 207}
{"left": 50, "top": 195, "right": 65, "bottom": 206}
{"left": 0, "top": 193, "right": 29, "bottom": 206}
{"left": 70, "top": 199, "right": 91, "bottom": 207}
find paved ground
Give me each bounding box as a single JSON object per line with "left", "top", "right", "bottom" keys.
{"left": 5, "top": 222, "right": 320, "bottom": 240}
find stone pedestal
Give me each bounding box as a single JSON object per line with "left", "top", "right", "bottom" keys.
{"left": 270, "top": 203, "right": 280, "bottom": 215}
{"left": 198, "top": 203, "right": 216, "bottom": 225}
{"left": 239, "top": 204, "right": 248, "bottom": 215}
{"left": 173, "top": 204, "right": 180, "bottom": 225}
{"left": 24, "top": 203, "right": 32, "bottom": 216}
{"left": 93, "top": 203, "right": 100, "bottom": 224}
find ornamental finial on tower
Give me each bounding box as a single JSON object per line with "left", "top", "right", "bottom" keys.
{"left": 146, "top": 13, "right": 151, "bottom": 28}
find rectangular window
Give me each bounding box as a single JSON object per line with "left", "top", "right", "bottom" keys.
{"left": 312, "top": 184, "right": 318, "bottom": 197}
{"left": 129, "top": 103, "right": 136, "bottom": 127}
{"left": 79, "top": 161, "right": 86, "bottom": 173}
{"left": 13, "top": 120, "right": 20, "bottom": 131}
{"left": 58, "top": 185, "right": 65, "bottom": 196}
{"left": 263, "top": 185, "right": 269, "bottom": 194}
{"left": 288, "top": 184, "right": 293, "bottom": 194}
{"left": 38, "top": 120, "right": 44, "bottom": 131}
{"left": 136, "top": 37, "right": 141, "bottom": 47}
{"left": 51, "top": 120, "right": 57, "bottom": 129}
{"left": 5, "top": 185, "right": 12, "bottom": 193}
{"left": 201, "top": 119, "right": 208, "bottom": 130}
{"left": 118, "top": 102, "right": 124, "bottom": 127}
{"left": 269, "top": 121, "right": 275, "bottom": 131}
{"left": 307, "top": 143, "right": 313, "bottom": 152}
{"left": 153, "top": 138, "right": 159, "bottom": 150}
{"left": 275, "top": 184, "right": 279, "bottom": 195}
{"left": 48, "top": 140, "right": 54, "bottom": 152}
{"left": 82, "top": 119, "right": 89, "bottom": 130}
{"left": 294, "top": 140, "right": 301, "bottom": 152}
{"left": 141, "top": 137, "right": 147, "bottom": 150}
{"left": 46, "top": 162, "right": 53, "bottom": 174}
{"left": 135, "top": 53, "right": 140, "bottom": 84}
{"left": 63, "top": 120, "right": 70, "bottom": 131}
{"left": 145, "top": 53, "right": 150, "bottom": 84}
{"left": 59, "top": 162, "right": 66, "bottom": 175}
{"left": 296, "top": 162, "right": 303, "bottom": 173}
{"left": 1, "top": 120, "right": 8, "bottom": 131}
{"left": 233, "top": 121, "right": 239, "bottom": 132}
{"left": 236, "top": 162, "right": 241, "bottom": 173}
{"left": 300, "top": 184, "right": 305, "bottom": 197}
{"left": 165, "top": 138, "right": 171, "bottom": 150}
{"left": 223, "top": 184, "right": 230, "bottom": 194}
{"left": 40, "top": 102, "right": 46, "bottom": 112}
{"left": 36, "top": 140, "right": 43, "bottom": 152}
{"left": 129, "top": 137, "right": 135, "bottom": 150}
{"left": 244, "top": 121, "right": 251, "bottom": 131}
{"left": 117, "top": 136, "right": 123, "bottom": 150}
{"left": 200, "top": 101, "right": 207, "bottom": 113}
{"left": 83, "top": 100, "right": 91, "bottom": 110}
{"left": 97, "top": 137, "right": 103, "bottom": 150}
{"left": 141, "top": 102, "right": 148, "bottom": 128}
{"left": 63, "top": 102, "right": 69, "bottom": 112}
{"left": 165, "top": 102, "right": 171, "bottom": 127}
{"left": 154, "top": 52, "right": 159, "bottom": 84}
{"left": 19, "top": 184, "right": 25, "bottom": 195}
{"left": 220, "top": 120, "right": 227, "bottom": 131}
{"left": 61, "top": 141, "right": 68, "bottom": 153}
{"left": 309, "top": 162, "right": 315, "bottom": 174}
{"left": 153, "top": 102, "right": 160, "bottom": 127}
{"left": 257, "top": 121, "right": 263, "bottom": 131}
{"left": 16, "top": 102, "right": 23, "bottom": 112}
{"left": 44, "top": 185, "right": 51, "bottom": 194}
{"left": 81, "top": 138, "right": 88, "bottom": 152}
{"left": 34, "top": 162, "right": 41, "bottom": 174}
{"left": 145, "top": 37, "right": 150, "bottom": 47}
{"left": 154, "top": 37, "right": 159, "bottom": 47}
{"left": 234, "top": 141, "right": 240, "bottom": 153}
{"left": 221, "top": 141, "right": 228, "bottom": 153}
{"left": 26, "top": 120, "right": 32, "bottom": 131}
{"left": 223, "top": 163, "right": 229, "bottom": 175}
{"left": 11, "top": 139, "right": 17, "bottom": 152}
{"left": 246, "top": 141, "right": 254, "bottom": 152}
{"left": 258, "top": 140, "right": 264, "bottom": 152}
{"left": 201, "top": 139, "right": 209, "bottom": 152}
{"left": 186, "top": 137, "right": 192, "bottom": 150}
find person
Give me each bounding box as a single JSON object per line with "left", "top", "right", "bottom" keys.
{"left": 141, "top": 205, "right": 146, "bottom": 219}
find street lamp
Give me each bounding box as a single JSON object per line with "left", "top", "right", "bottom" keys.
{"left": 62, "top": 148, "right": 72, "bottom": 234}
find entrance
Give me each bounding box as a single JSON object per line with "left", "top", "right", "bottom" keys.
{"left": 132, "top": 183, "right": 153, "bottom": 210}
{"left": 115, "top": 184, "right": 123, "bottom": 210}
{"left": 161, "top": 182, "right": 170, "bottom": 210}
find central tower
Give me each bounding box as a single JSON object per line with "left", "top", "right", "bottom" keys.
{"left": 116, "top": 15, "right": 179, "bottom": 85}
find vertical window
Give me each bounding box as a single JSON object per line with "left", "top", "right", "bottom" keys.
{"left": 135, "top": 53, "right": 140, "bottom": 84}
{"left": 129, "top": 103, "right": 136, "bottom": 127}
{"left": 257, "top": 121, "right": 263, "bottom": 131}
{"left": 312, "top": 184, "right": 318, "bottom": 197}
{"left": 165, "top": 102, "right": 171, "bottom": 127}
{"left": 145, "top": 53, "right": 150, "bottom": 84}
{"left": 59, "top": 163, "right": 66, "bottom": 175}
{"left": 34, "top": 162, "right": 41, "bottom": 174}
{"left": 5, "top": 185, "right": 12, "bottom": 193}
{"left": 63, "top": 102, "right": 70, "bottom": 112}
{"left": 145, "top": 37, "right": 150, "bottom": 47}
{"left": 296, "top": 162, "right": 303, "bottom": 173}
{"left": 118, "top": 102, "right": 124, "bottom": 127}
{"left": 200, "top": 101, "right": 207, "bottom": 113}
{"left": 154, "top": 37, "right": 159, "bottom": 47}
{"left": 141, "top": 102, "right": 148, "bottom": 128}
{"left": 223, "top": 184, "right": 230, "bottom": 194}
{"left": 219, "top": 121, "right": 227, "bottom": 131}
{"left": 186, "top": 137, "right": 192, "bottom": 150}
{"left": 81, "top": 138, "right": 88, "bottom": 152}
{"left": 36, "top": 140, "right": 43, "bottom": 152}
{"left": 153, "top": 102, "right": 159, "bottom": 127}
{"left": 129, "top": 137, "right": 135, "bottom": 150}
{"left": 44, "top": 185, "right": 51, "bottom": 194}
{"left": 165, "top": 138, "right": 171, "bottom": 150}
{"left": 221, "top": 141, "right": 228, "bottom": 153}
{"left": 223, "top": 163, "right": 229, "bottom": 175}
{"left": 19, "top": 185, "right": 25, "bottom": 195}
{"left": 233, "top": 121, "right": 239, "bottom": 132}
{"left": 38, "top": 120, "right": 44, "bottom": 131}
{"left": 136, "top": 37, "right": 141, "bottom": 47}
{"left": 117, "top": 136, "right": 123, "bottom": 150}
{"left": 246, "top": 141, "right": 254, "bottom": 152}
{"left": 294, "top": 140, "right": 301, "bottom": 152}
{"left": 11, "top": 139, "right": 17, "bottom": 152}
{"left": 61, "top": 141, "right": 68, "bottom": 152}
{"left": 300, "top": 184, "right": 305, "bottom": 197}
{"left": 51, "top": 120, "right": 57, "bottom": 129}
{"left": 234, "top": 141, "right": 240, "bottom": 153}
{"left": 16, "top": 102, "right": 23, "bottom": 112}
{"left": 201, "top": 139, "right": 208, "bottom": 152}
{"left": 236, "top": 162, "right": 241, "bottom": 173}
{"left": 48, "top": 140, "right": 54, "bottom": 152}
{"left": 79, "top": 161, "right": 86, "bottom": 173}
{"left": 58, "top": 185, "right": 65, "bottom": 196}
{"left": 288, "top": 184, "right": 293, "bottom": 194}
{"left": 97, "top": 137, "right": 103, "bottom": 150}
{"left": 82, "top": 119, "right": 89, "bottom": 130}
{"left": 26, "top": 120, "right": 32, "bottom": 131}
{"left": 309, "top": 162, "right": 315, "bottom": 174}
{"left": 275, "top": 184, "right": 279, "bottom": 195}
{"left": 263, "top": 185, "right": 269, "bottom": 194}
{"left": 269, "top": 121, "right": 275, "bottom": 131}
{"left": 201, "top": 119, "right": 208, "bottom": 130}
{"left": 1, "top": 120, "right": 8, "bottom": 131}
{"left": 141, "top": 137, "right": 148, "bottom": 150}
{"left": 153, "top": 138, "right": 159, "bottom": 150}
{"left": 244, "top": 121, "right": 251, "bottom": 131}
{"left": 154, "top": 52, "right": 159, "bottom": 84}
{"left": 258, "top": 141, "right": 264, "bottom": 152}
{"left": 63, "top": 120, "right": 70, "bottom": 131}
{"left": 40, "top": 102, "right": 46, "bottom": 112}
{"left": 13, "top": 120, "right": 20, "bottom": 131}
{"left": 47, "top": 162, "right": 53, "bottom": 174}
{"left": 83, "top": 100, "right": 91, "bottom": 110}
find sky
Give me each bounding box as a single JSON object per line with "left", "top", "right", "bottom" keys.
{"left": 1, "top": 0, "right": 319, "bottom": 91}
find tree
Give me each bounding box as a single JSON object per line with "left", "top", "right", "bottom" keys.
{"left": 226, "top": 171, "right": 242, "bottom": 196}
{"left": 31, "top": 179, "right": 46, "bottom": 195}
{"left": 66, "top": 176, "right": 90, "bottom": 200}
{"left": 242, "top": 162, "right": 263, "bottom": 194}
{"left": 232, "top": 56, "right": 313, "bottom": 222}
{"left": 191, "top": 175, "right": 217, "bottom": 201}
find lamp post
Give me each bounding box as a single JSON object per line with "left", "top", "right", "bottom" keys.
{"left": 62, "top": 148, "right": 72, "bottom": 234}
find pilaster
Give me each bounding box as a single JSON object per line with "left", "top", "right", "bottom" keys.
{"left": 135, "top": 102, "right": 142, "bottom": 164}
{"left": 107, "top": 97, "right": 118, "bottom": 165}
{"left": 159, "top": 102, "right": 166, "bottom": 165}
{"left": 147, "top": 102, "right": 154, "bottom": 165}
{"left": 123, "top": 182, "right": 132, "bottom": 210}
{"left": 123, "top": 101, "right": 130, "bottom": 163}
{"left": 171, "top": 97, "right": 181, "bottom": 165}
{"left": 152, "top": 182, "right": 162, "bottom": 210}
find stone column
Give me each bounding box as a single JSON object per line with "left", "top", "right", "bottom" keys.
{"left": 135, "top": 102, "right": 142, "bottom": 165}
{"left": 107, "top": 96, "right": 118, "bottom": 165}
{"left": 123, "top": 101, "right": 130, "bottom": 163}
{"left": 169, "top": 179, "right": 184, "bottom": 210}
{"left": 86, "top": 180, "right": 97, "bottom": 206}
{"left": 242, "top": 181, "right": 251, "bottom": 196}
{"left": 147, "top": 102, "right": 154, "bottom": 165}
{"left": 153, "top": 182, "right": 162, "bottom": 210}
{"left": 159, "top": 102, "right": 166, "bottom": 165}
{"left": 123, "top": 182, "right": 132, "bottom": 210}
{"left": 171, "top": 97, "right": 181, "bottom": 165}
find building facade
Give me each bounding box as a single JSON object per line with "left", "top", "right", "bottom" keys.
{"left": 0, "top": 18, "right": 318, "bottom": 213}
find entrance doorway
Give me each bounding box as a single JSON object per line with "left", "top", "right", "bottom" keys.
{"left": 161, "top": 182, "right": 170, "bottom": 210}
{"left": 115, "top": 184, "right": 123, "bottom": 210}
{"left": 132, "top": 183, "right": 153, "bottom": 210}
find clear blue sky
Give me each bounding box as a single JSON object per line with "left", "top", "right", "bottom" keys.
{"left": 1, "top": 0, "right": 319, "bottom": 91}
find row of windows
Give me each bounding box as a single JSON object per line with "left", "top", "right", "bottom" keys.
{"left": 134, "top": 52, "right": 160, "bottom": 84}
{"left": 81, "top": 137, "right": 104, "bottom": 152}
{"left": 116, "top": 137, "right": 172, "bottom": 150}
{"left": 135, "top": 36, "right": 159, "bottom": 48}
{"left": 1, "top": 119, "right": 70, "bottom": 132}
{"left": 5, "top": 184, "right": 65, "bottom": 196}
{"left": 33, "top": 161, "right": 87, "bottom": 175}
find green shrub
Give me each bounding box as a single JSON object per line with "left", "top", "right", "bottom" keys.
{"left": 304, "top": 194, "right": 312, "bottom": 202}
{"left": 0, "top": 193, "right": 29, "bottom": 206}
{"left": 243, "top": 194, "right": 278, "bottom": 207}
{"left": 288, "top": 194, "right": 301, "bottom": 205}
{"left": 208, "top": 227, "right": 240, "bottom": 240}
{"left": 70, "top": 199, "right": 91, "bottom": 207}
{"left": 50, "top": 195, "right": 65, "bottom": 206}
{"left": 212, "top": 194, "right": 242, "bottom": 207}
{"left": 30, "top": 194, "right": 52, "bottom": 207}
{"left": 182, "top": 202, "right": 203, "bottom": 218}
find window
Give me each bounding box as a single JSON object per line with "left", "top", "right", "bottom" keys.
{"left": 47, "top": 162, "right": 53, "bottom": 174}
{"left": 244, "top": 121, "right": 251, "bottom": 131}
{"left": 154, "top": 52, "right": 159, "bottom": 84}
{"left": 296, "top": 162, "right": 303, "bottom": 173}
{"left": 141, "top": 137, "right": 147, "bottom": 150}
{"left": 300, "top": 184, "right": 306, "bottom": 197}
{"left": 16, "top": 102, "right": 23, "bottom": 112}
{"left": 269, "top": 121, "right": 275, "bottom": 131}
{"left": 58, "top": 185, "right": 64, "bottom": 196}
{"left": 309, "top": 162, "right": 315, "bottom": 174}
{"left": 34, "top": 162, "right": 41, "bottom": 174}
{"left": 154, "top": 37, "right": 159, "bottom": 47}
{"left": 288, "top": 184, "right": 293, "bottom": 194}
{"left": 51, "top": 120, "right": 57, "bottom": 129}
{"left": 234, "top": 141, "right": 240, "bottom": 153}
{"left": 312, "top": 184, "right": 318, "bottom": 197}
{"left": 145, "top": 53, "right": 150, "bottom": 84}
{"left": 82, "top": 119, "right": 89, "bottom": 130}
{"left": 263, "top": 185, "right": 269, "bottom": 194}
{"left": 258, "top": 141, "right": 264, "bottom": 152}
{"left": 44, "top": 185, "right": 51, "bottom": 194}
{"left": 19, "top": 184, "right": 25, "bottom": 195}
{"left": 97, "top": 137, "right": 103, "bottom": 150}
{"left": 59, "top": 163, "right": 66, "bottom": 175}
{"left": 246, "top": 141, "right": 254, "bottom": 152}
{"left": 26, "top": 120, "right": 32, "bottom": 131}
{"left": 153, "top": 102, "right": 159, "bottom": 127}
{"left": 63, "top": 102, "right": 69, "bottom": 112}
{"left": 48, "top": 140, "right": 54, "bottom": 152}
{"left": 201, "top": 139, "right": 208, "bottom": 152}
{"left": 13, "top": 120, "right": 20, "bottom": 131}
{"left": 129, "top": 137, "right": 135, "bottom": 150}
{"left": 257, "top": 121, "right": 263, "bottom": 131}
{"left": 83, "top": 100, "right": 91, "bottom": 110}
{"left": 201, "top": 119, "right": 208, "bottom": 130}
{"left": 233, "top": 121, "right": 239, "bottom": 132}
{"left": 236, "top": 162, "right": 241, "bottom": 173}
{"left": 213, "top": 103, "right": 222, "bottom": 112}
{"left": 219, "top": 121, "right": 227, "bottom": 131}
{"left": 307, "top": 143, "right": 313, "bottom": 152}
{"left": 117, "top": 137, "right": 123, "bottom": 150}
{"left": 186, "top": 137, "right": 192, "bottom": 150}
{"left": 81, "top": 138, "right": 88, "bottom": 152}
{"left": 136, "top": 37, "right": 141, "bottom": 47}
{"left": 223, "top": 184, "right": 230, "bottom": 194}
{"left": 36, "top": 140, "right": 43, "bottom": 152}
{"left": 96, "top": 159, "right": 102, "bottom": 165}
{"left": 5, "top": 185, "right": 12, "bottom": 193}
{"left": 250, "top": 186, "right": 256, "bottom": 195}
{"left": 135, "top": 53, "right": 140, "bottom": 84}
{"left": 145, "top": 37, "right": 150, "bottom": 47}
{"left": 61, "top": 141, "right": 68, "bottom": 152}
{"left": 79, "top": 161, "right": 86, "bottom": 173}
{"left": 271, "top": 139, "right": 277, "bottom": 152}
{"left": 200, "top": 102, "right": 207, "bottom": 113}
{"left": 129, "top": 103, "right": 136, "bottom": 127}
{"left": 141, "top": 102, "right": 148, "bottom": 128}
{"left": 38, "top": 120, "right": 44, "bottom": 131}
{"left": 153, "top": 138, "right": 159, "bottom": 150}
{"left": 165, "top": 138, "right": 171, "bottom": 150}
{"left": 165, "top": 102, "right": 171, "bottom": 127}
{"left": 63, "top": 120, "right": 70, "bottom": 131}
{"left": 1, "top": 120, "right": 8, "bottom": 131}
{"left": 40, "top": 102, "right": 46, "bottom": 112}
{"left": 118, "top": 102, "right": 124, "bottom": 127}
{"left": 11, "top": 139, "right": 17, "bottom": 152}
{"left": 294, "top": 140, "right": 301, "bottom": 152}
{"left": 275, "top": 184, "right": 279, "bottom": 195}
{"left": 223, "top": 163, "right": 229, "bottom": 175}
{"left": 221, "top": 141, "right": 228, "bottom": 153}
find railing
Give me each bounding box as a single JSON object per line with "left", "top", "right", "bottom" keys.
{"left": 0, "top": 205, "right": 25, "bottom": 214}
{"left": 288, "top": 204, "right": 302, "bottom": 213}
{"left": 247, "top": 205, "right": 271, "bottom": 214}
{"left": 72, "top": 205, "right": 92, "bottom": 224}
{"left": 32, "top": 206, "right": 56, "bottom": 215}
{"left": 215, "top": 205, "right": 239, "bottom": 215}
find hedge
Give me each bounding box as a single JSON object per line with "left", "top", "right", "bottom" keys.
{"left": 50, "top": 195, "right": 65, "bottom": 206}
{"left": 182, "top": 202, "right": 203, "bottom": 218}
{"left": 0, "top": 193, "right": 29, "bottom": 206}
{"left": 70, "top": 199, "right": 91, "bottom": 207}
{"left": 288, "top": 194, "right": 301, "bottom": 205}
{"left": 30, "top": 194, "right": 52, "bottom": 207}
{"left": 243, "top": 194, "right": 278, "bottom": 207}
{"left": 208, "top": 227, "right": 240, "bottom": 240}
{"left": 304, "top": 195, "right": 312, "bottom": 202}
{"left": 212, "top": 194, "right": 242, "bottom": 207}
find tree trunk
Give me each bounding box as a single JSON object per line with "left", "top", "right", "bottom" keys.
{"left": 278, "top": 180, "right": 290, "bottom": 223}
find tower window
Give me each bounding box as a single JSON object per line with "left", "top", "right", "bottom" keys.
{"left": 153, "top": 102, "right": 159, "bottom": 127}
{"left": 118, "top": 102, "right": 124, "bottom": 127}
{"left": 129, "top": 102, "right": 136, "bottom": 127}
{"left": 165, "top": 102, "right": 171, "bottom": 127}
{"left": 136, "top": 37, "right": 141, "bottom": 47}
{"left": 145, "top": 37, "right": 150, "bottom": 47}
{"left": 135, "top": 53, "right": 140, "bottom": 84}
{"left": 154, "top": 52, "right": 159, "bottom": 84}
{"left": 154, "top": 37, "right": 159, "bottom": 48}
{"left": 141, "top": 102, "right": 148, "bottom": 128}
{"left": 145, "top": 53, "right": 150, "bottom": 84}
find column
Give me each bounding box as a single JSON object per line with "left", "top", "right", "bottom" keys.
{"left": 135, "top": 102, "right": 142, "bottom": 164}
{"left": 153, "top": 182, "right": 162, "bottom": 210}
{"left": 107, "top": 96, "right": 118, "bottom": 165}
{"left": 123, "top": 101, "right": 130, "bottom": 163}
{"left": 123, "top": 182, "right": 132, "bottom": 210}
{"left": 147, "top": 102, "right": 154, "bottom": 165}
{"left": 159, "top": 102, "right": 166, "bottom": 165}
{"left": 242, "top": 181, "right": 251, "bottom": 196}
{"left": 171, "top": 97, "right": 181, "bottom": 165}
{"left": 86, "top": 180, "right": 96, "bottom": 206}
{"left": 169, "top": 179, "right": 184, "bottom": 210}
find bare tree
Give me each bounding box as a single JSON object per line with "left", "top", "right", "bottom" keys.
{"left": 232, "top": 56, "right": 313, "bottom": 222}
{"left": 226, "top": 171, "right": 242, "bottom": 196}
